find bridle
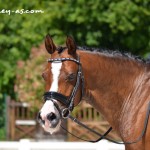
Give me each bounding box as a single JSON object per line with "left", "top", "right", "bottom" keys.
{"left": 43, "top": 55, "right": 84, "bottom": 119}
{"left": 42, "top": 55, "right": 150, "bottom": 144}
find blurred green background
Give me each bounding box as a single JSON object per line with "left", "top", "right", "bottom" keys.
{"left": 0, "top": 0, "right": 150, "bottom": 140}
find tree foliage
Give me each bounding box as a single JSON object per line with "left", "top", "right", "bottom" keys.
{"left": 0, "top": 0, "right": 150, "bottom": 97}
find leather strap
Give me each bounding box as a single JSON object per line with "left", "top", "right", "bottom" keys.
{"left": 43, "top": 92, "right": 70, "bottom": 106}
{"left": 61, "top": 101, "right": 150, "bottom": 144}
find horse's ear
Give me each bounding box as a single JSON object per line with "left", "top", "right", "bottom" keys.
{"left": 45, "top": 34, "right": 56, "bottom": 54}
{"left": 66, "top": 35, "right": 76, "bottom": 55}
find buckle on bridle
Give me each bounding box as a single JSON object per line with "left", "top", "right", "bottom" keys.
{"left": 62, "top": 108, "right": 71, "bottom": 119}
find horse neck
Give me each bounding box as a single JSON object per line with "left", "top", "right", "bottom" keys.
{"left": 78, "top": 50, "right": 146, "bottom": 130}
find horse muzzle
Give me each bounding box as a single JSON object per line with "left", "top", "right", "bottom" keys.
{"left": 37, "top": 100, "right": 61, "bottom": 134}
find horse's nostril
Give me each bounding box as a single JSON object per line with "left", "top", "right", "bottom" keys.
{"left": 38, "top": 112, "right": 59, "bottom": 128}
{"left": 37, "top": 112, "right": 45, "bottom": 124}
{"left": 47, "top": 112, "right": 56, "bottom": 121}
{"left": 46, "top": 112, "right": 59, "bottom": 128}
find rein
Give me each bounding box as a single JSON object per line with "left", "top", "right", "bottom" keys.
{"left": 43, "top": 55, "right": 150, "bottom": 144}
{"left": 64, "top": 101, "right": 150, "bottom": 144}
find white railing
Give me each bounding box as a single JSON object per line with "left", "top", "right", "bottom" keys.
{"left": 0, "top": 139, "right": 125, "bottom": 150}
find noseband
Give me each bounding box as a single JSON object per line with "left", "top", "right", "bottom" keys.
{"left": 43, "top": 56, "right": 84, "bottom": 119}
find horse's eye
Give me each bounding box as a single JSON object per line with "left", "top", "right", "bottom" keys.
{"left": 67, "top": 73, "right": 76, "bottom": 81}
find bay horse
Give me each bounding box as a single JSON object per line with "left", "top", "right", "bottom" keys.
{"left": 38, "top": 34, "right": 150, "bottom": 150}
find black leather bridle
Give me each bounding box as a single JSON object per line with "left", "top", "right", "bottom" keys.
{"left": 42, "top": 55, "right": 150, "bottom": 144}
{"left": 43, "top": 56, "right": 84, "bottom": 119}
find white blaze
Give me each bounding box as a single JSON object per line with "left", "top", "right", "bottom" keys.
{"left": 50, "top": 62, "right": 62, "bottom": 91}
{"left": 39, "top": 61, "right": 62, "bottom": 134}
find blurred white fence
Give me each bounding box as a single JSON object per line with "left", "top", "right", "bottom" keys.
{"left": 0, "top": 139, "right": 125, "bottom": 150}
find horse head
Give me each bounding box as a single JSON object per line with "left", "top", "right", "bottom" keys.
{"left": 37, "top": 34, "right": 84, "bottom": 134}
